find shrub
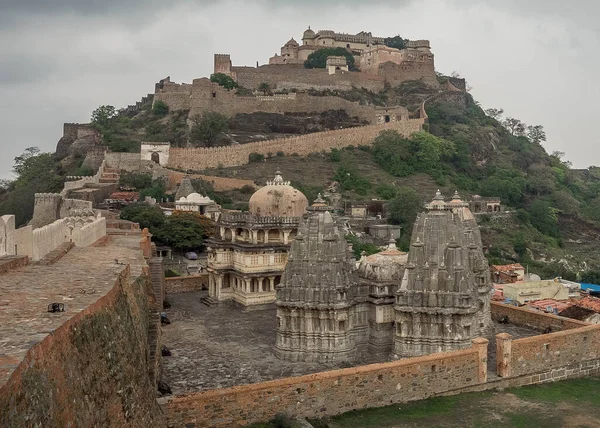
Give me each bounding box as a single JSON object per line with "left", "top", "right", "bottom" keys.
{"left": 328, "top": 148, "right": 342, "bottom": 162}
{"left": 210, "top": 73, "right": 238, "bottom": 90}
{"left": 152, "top": 100, "right": 169, "bottom": 117}
{"left": 375, "top": 183, "right": 398, "bottom": 200}
{"left": 189, "top": 112, "right": 229, "bottom": 147}
{"left": 249, "top": 153, "right": 265, "bottom": 163}
{"left": 240, "top": 184, "right": 255, "bottom": 194}
{"left": 276, "top": 151, "right": 285, "bottom": 157}
{"left": 164, "top": 268, "right": 181, "bottom": 278}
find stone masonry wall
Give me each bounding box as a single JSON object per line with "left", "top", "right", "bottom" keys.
{"left": 490, "top": 302, "right": 588, "bottom": 331}
{"left": 70, "top": 217, "right": 107, "bottom": 247}
{"left": 0, "top": 266, "right": 165, "bottom": 427}
{"left": 168, "top": 120, "right": 423, "bottom": 171}
{"left": 497, "top": 324, "right": 600, "bottom": 378}
{"left": 163, "top": 339, "right": 488, "bottom": 427}
{"left": 165, "top": 274, "right": 208, "bottom": 294}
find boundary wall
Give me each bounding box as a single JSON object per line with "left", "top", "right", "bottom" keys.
{"left": 0, "top": 266, "right": 165, "bottom": 427}
{"left": 69, "top": 218, "right": 107, "bottom": 248}
{"left": 163, "top": 338, "right": 488, "bottom": 427}
{"left": 168, "top": 120, "right": 423, "bottom": 171}
{"left": 62, "top": 159, "right": 108, "bottom": 196}
{"left": 162, "top": 303, "right": 600, "bottom": 427}
{"left": 165, "top": 274, "right": 209, "bottom": 294}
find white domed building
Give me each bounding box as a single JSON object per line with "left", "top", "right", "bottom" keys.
{"left": 205, "top": 171, "right": 308, "bottom": 308}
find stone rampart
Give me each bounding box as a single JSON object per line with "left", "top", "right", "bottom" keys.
{"left": 168, "top": 120, "right": 423, "bottom": 171}
{"left": 0, "top": 266, "right": 165, "bottom": 427}
{"left": 0, "top": 215, "right": 16, "bottom": 257}
{"left": 59, "top": 198, "right": 93, "bottom": 219}
{"left": 70, "top": 217, "right": 107, "bottom": 247}
{"left": 31, "top": 219, "right": 68, "bottom": 261}
{"left": 167, "top": 170, "right": 255, "bottom": 192}
{"left": 163, "top": 338, "right": 488, "bottom": 427}
{"left": 490, "top": 302, "right": 588, "bottom": 331}
{"left": 165, "top": 274, "right": 209, "bottom": 294}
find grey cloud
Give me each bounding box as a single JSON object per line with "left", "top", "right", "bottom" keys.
{"left": 0, "top": 54, "right": 58, "bottom": 85}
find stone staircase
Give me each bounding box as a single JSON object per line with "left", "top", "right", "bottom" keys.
{"left": 99, "top": 167, "right": 120, "bottom": 184}
{"left": 201, "top": 296, "right": 220, "bottom": 307}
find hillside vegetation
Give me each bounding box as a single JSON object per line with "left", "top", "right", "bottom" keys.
{"left": 1, "top": 78, "right": 599, "bottom": 280}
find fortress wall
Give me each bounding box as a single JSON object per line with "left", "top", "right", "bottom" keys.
{"left": 168, "top": 119, "right": 424, "bottom": 171}
{"left": 0, "top": 266, "right": 165, "bottom": 428}
{"left": 189, "top": 90, "right": 408, "bottom": 124}
{"left": 166, "top": 170, "right": 255, "bottom": 192}
{"left": 59, "top": 199, "right": 93, "bottom": 219}
{"left": 163, "top": 339, "right": 487, "bottom": 427}
{"left": 232, "top": 65, "right": 386, "bottom": 93}
{"left": 379, "top": 60, "right": 438, "bottom": 86}
{"left": 105, "top": 152, "right": 143, "bottom": 172}
{"left": 14, "top": 226, "right": 33, "bottom": 259}
{"left": 70, "top": 218, "right": 107, "bottom": 248}
{"left": 31, "top": 219, "right": 68, "bottom": 261}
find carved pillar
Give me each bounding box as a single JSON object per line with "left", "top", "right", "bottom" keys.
{"left": 283, "top": 230, "right": 290, "bottom": 245}
{"left": 244, "top": 278, "right": 251, "bottom": 293}
{"left": 230, "top": 229, "right": 235, "bottom": 243}
{"left": 269, "top": 276, "right": 275, "bottom": 291}
{"left": 251, "top": 230, "right": 258, "bottom": 244}
{"left": 220, "top": 226, "right": 225, "bottom": 240}
{"left": 496, "top": 333, "right": 512, "bottom": 378}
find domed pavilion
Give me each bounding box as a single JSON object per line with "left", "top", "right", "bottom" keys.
{"left": 205, "top": 171, "right": 308, "bottom": 308}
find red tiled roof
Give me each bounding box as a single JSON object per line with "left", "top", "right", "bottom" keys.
{"left": 109, "top": 192, "right": 139, "bottom": 201}
{"left": 575, "top": 296, "right": 600, "bottom": 313}
{"left": 491, "top": 264, "right": 524, "bottom": 272}
{"left": 527, "top": 299, "right": 571, "bottom": 313}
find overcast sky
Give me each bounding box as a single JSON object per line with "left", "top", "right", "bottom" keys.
{"left": 1, "top": 0, "right": 598, "bottom": 179}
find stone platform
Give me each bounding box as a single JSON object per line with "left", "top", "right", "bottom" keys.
{"left": 162, "top": 291, "right": 540, "bottom": 395}
{"left": 0, "top": 233, "right": 147, "bottom": 387}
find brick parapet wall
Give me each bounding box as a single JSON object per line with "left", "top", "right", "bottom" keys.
{"left": 0, "top": 266, "right": 165, "bottom": 427}
{"left": 165, "top": 274, "right": 208, "bottom": 294}
{"left": 497, "top": 324, "right": 600, "bottom": 378}
{"left": 490, "top": 301, "right": 588, "bottom": 331}
{"left": 168, "top": 120, "right": 423, "bottom": 171}
{"left": 163, "top": 339, "right": 487, "bottom": 427}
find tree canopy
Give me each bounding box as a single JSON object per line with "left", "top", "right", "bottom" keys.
{"left": 210, "top": 73, "right": 238, "bottom": 90}
{"left": 384, "top": 36, "right": 407, "bottom": 50}
{"left": 189, "top": 112, "right": 229, "bottom": 147}
{"left": 304, "top": 47, "right": 357, "bottom": 71}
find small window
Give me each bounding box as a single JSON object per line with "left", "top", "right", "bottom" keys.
{"left": 384, "top": 115, "right": 391, "bottom": 123}
{"left": 346, "top": 43, "right": 350, "bottom": 48}
{"left": 212, "top": 92, "right": 216, "bottom": 98}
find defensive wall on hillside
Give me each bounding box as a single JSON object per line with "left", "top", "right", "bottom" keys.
{"left": 155, "top": 76, "right": 409, "bottom": 124}
{"left": 168, "top": 119, "right": 424, "bottom": 171}
{"left": 0, "top": 237, "right": 166, "bottom": 427}
{"left": 163, "top": 302, "right": 600, "bottom": 427}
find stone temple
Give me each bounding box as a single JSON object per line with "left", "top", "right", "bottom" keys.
{"left": 394, "top": 190, "right": 492, "bottom": 357}
{"left": 205, "top": 171, "right": 308, "bottom": 308}
{"left": 275, "top": 191, "right": 491, "bottom": 363}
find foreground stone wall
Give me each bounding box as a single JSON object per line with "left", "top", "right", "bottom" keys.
{"left": 0, "top": 266, "right": 165, "bottom": 427}
{"left": 168, "top": 120, "right": 423, "bottom": 171}
{"left": 163, "top": 339, "right": 488, "bottom": 427}
{"left": 70, "top": 217, "right": 107, "bottom": 247}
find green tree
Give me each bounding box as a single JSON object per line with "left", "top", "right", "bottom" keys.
{"left": 375, "top": 183, "right": 398, "bottom": 200}
{"left": 189, "top": 112, "right": 229, "bottom": 147}
{"left": 0, "top": 147, "right": 64, "bottom": 226}
{"left": 345, "top": 234, "right": 381, "bottom": 259}
{"left": 387, "top": 187, "right": 422, "bottom": 229}
{"left": 154, "top": 211, "right": 213, "bottom": 251}
{"left": 119, "top": 203, "right": 165, "bottom": 231}
{"left": 119, "top": 172, "right": 153, "bottom": 189}
{"left": 529, "top": 199, "right": 560, "bottom": 237}
{"left": 91, "top": 105, "right": 116, "bottom": 128}
{"left": 526, "top": 125, "right": 546, "bottom": 144}
{"left": 304, "top": 47, "right": 357, "bottom": 71}
{"left": 257, "top": 82, "right": 271, "bottom": 95}
{"left": 152, "top": 100, "right": 169, "bottom": 117}
{"left": 210, "top": 73, "right": 238, "bottom": 90}
{"left": 384, "top": 35, "right": 407, "bottom": 50}
{"left": 333, "top": 164, "right": 371, "bottom": 196}
{"left": 581, "top": 270, "right": 600, "bottom": 284}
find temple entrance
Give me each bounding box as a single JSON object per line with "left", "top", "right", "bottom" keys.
{"left": 151, "top": 152, "right": 160, "bottom": 164}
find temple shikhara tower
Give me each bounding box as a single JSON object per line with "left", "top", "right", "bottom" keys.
{"left": 275, "top": 196, "right": 357, "bottom": 362}
{"left": 394, "top": 191, "right": 491, "bottom": 357}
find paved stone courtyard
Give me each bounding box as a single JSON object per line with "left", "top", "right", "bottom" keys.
{"left": 162, "top": 291, "right": 541, "bottom": 395}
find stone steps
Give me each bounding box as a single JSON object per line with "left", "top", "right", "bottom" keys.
{"left": 201, "top": 297, "right": 220, "bottom": 307}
